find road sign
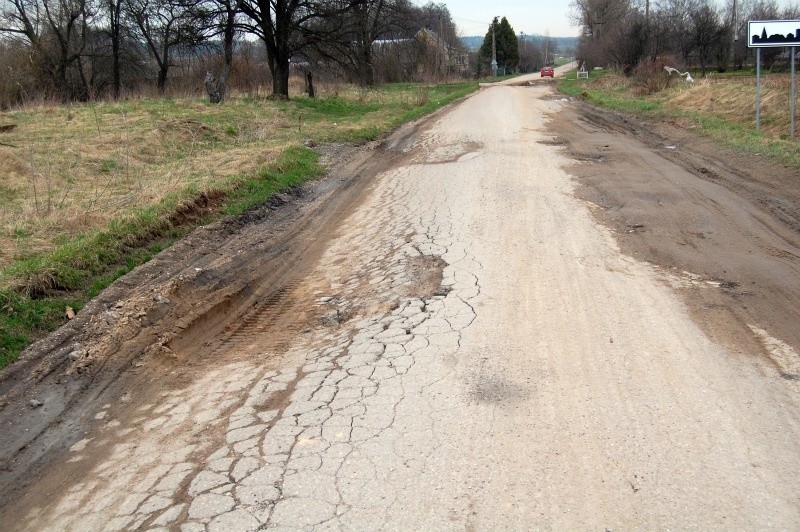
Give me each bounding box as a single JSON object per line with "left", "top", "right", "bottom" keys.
{"left": 748, "top": 20, "right": 800, "bottom": 47}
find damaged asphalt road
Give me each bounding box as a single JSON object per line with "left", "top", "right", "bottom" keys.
{"left": 2, "top": 84, "right": 800, "bottom": 530}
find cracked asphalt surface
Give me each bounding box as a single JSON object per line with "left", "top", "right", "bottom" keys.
{"left": 4, "top": 84, "right": 800, "bottom": 529}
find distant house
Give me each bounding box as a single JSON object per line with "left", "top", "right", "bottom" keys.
{"left": 413, "top": 29, "right": 470, "bottom": 76}
{"left": 373, "top": 28, "right": 469, "bottom": 81}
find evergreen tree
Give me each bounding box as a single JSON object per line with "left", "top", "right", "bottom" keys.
{"left": 479, "top": 16, "right": 520, "bottom": 71}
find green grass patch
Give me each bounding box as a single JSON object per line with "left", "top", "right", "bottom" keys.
{"left": 223, "top": 146, "right": 323, "bottom": 216}
{"left": 559, "top": 70, "right": 664, "bottom": 113}
{"left": 291, "top": 97, "right": 382, "bottom": 121}
{"left": 0, "top": 290, "right": 84, "bottom": 369}
{"left": 554, "top": 57, "right": 574, "bottom": 67}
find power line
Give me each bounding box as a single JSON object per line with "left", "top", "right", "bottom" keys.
{"left": 451, "top": 15, "right": 493, "bottom": 26}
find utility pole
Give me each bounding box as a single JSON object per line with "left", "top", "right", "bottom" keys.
{"left": 491, "top": 19, "right": 498, "bottom": 76}
{"left": 439, "top": 10, "right": 445, "bottom": 81}
{"left": 731, "top": 0, "right": 737, "bottom": 70}
{"left": 645, "top": 0, "right": 650, "bottom": 59}
{"left": 544, "top": 32, "right": 550, "bottom": 66}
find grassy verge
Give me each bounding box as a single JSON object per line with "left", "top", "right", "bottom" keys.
{"left": 0, "top": 81, "right": 477, "bottom": 369}
{"left": 554, "top": 57, "right": 575, "bottom": 67}
{"left": 558, "top": 69, "right": 800, "bottom": 168}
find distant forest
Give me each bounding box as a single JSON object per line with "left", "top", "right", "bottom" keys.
{"left": 461, "top": 35, "right": 579, "bottom": 53}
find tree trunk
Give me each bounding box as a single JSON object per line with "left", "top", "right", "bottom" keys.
{"left": 205, "top": 72, "right": 221, "bottom": 103}
{"left": 213, "top": 4, "right": 237, "bottom": 103}
{"left": 112, "top": 35, "right": 120, "bottom": 99}
{"left": 361, "top": 45, "right": 375, "bottom": 86}
{"left": 157, "top": 35, "right": 170, "bottom": 93}
{"left": 272, "top": 57, "right": 290, "bottom": 98}
{"left": 305, "top": 72, "right": 315, "bottom": 98}
{"left": 110, "top": 1, "right": 121, "bottom": 99}
{"left": 157, "top": 65, "right": 168, "bottom": 93}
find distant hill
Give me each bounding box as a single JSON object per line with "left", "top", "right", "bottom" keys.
{"left": 460, "top": 36, "right": 484, "bottom": 50}
{"left": 461, "top": 35, "right": 578, "bottom": 52}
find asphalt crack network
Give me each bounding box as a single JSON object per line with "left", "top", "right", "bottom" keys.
{"left": 17, "top": 82, "right": 800, "bottom": 531}
{"left": 22, "top": 130, "right": 482, "bottom": 531}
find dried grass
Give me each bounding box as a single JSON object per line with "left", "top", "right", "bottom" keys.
{"left": 596, "top": 72, "right": 630, "bottom": 91}
{"left": 667, "top": 74, "right": 797, "bottom": 138}
{"left": 0, "top": 79, "right": 474, "bottom": 270}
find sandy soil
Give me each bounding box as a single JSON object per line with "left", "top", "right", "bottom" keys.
{"left": 1, "top": 83, "right": 799, "bottom": 530}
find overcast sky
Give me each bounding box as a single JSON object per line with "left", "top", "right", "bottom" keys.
{"left": 435, "top": 0, "right": 800, "bottom": 39}
{"left": 435, "top": 0, "right": 580, "bottom": 38}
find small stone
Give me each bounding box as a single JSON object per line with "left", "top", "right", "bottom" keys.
{"left": 321, "top": 311, "right": 340, "bottom": 326}
{"left": 67, "top": 347, "right": 88, "bottom": 361}
{"left": 154, "top": 294, "right": 171, "bottom": 305}
{"left": 29, "top": 399, "right": 43, "bottom": 408}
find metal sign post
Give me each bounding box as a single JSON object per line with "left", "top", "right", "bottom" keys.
{"left": 756, "top": 48, "right": 761, "bottom": 130}
{"left": 748, "top": 19, "right": 800, "bottom": 136}
{"left": 792, "top": 46, "right": 797, "bottom": 139}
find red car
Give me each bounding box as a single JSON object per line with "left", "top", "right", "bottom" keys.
{"left": 540, "top": 66, "right": 555, "bottom": 78}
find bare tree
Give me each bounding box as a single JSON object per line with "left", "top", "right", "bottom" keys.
{"left": 344, "top": 0, "right": 412, "bottom": 86}
{"left": 239, "top": 0, "right": 359, "bottom": 98}
{"left": 1, "top": 0, "right": 95, "bottom": 100}
{"left": 571, "top": 0, "right": 632, "bottom": 69}
{"left": 518, "top": 35, "right": 544, "bottom": 72}
{"left": 103, "top": 0, "right": 123, "bottom": 97}
{"left": 126, "top": 0, "right": 207, "bottom": 92}
{"left": 604, "top": 10, "right": 648, "bottom": 73}
{"left": 691, "top": 2, "right": 727, "bottom": 75}
{"left": 572, "top": 0, "right": 631, "bottom": 39}
{"left": 203, "top": 0, "right": 243, "bottom": 102}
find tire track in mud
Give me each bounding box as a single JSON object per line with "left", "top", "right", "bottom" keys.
{"left": 208, "top": 280, "right": 305, "bottom": 356}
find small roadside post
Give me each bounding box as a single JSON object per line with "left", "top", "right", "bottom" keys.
{"left": 748, "top": 20, "right": 800, "bottom": 138}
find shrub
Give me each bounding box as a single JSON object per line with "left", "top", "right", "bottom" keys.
{"left": 632, "top": 57, "right": 678, "bottom": 96}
